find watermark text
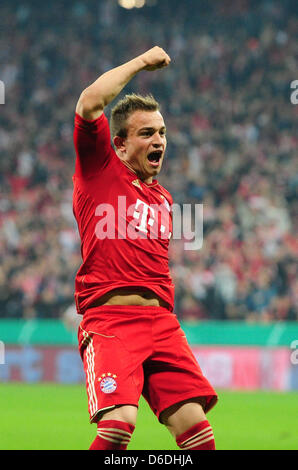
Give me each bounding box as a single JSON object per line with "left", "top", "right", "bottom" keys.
{"left": 290, "top": 80, "right": 298, "bottom": 104}
{"left": 290, "top": 340, "right": 298, "bottom": 365}
{"left": 94, "top": 197, "right": 203, "bottom": 250}
{"left": 0, "top": 341, "right": 5, "bottom": 364}
{"left": 0, "top": 80, "right": 5, "bottom": 104}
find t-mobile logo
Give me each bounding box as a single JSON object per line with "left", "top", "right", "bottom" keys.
{"left": 133, "top": 198, "right": 169, "bottom": 237}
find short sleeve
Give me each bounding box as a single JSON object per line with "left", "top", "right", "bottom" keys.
{"left": 73, "top": 112, "right": 113, "bottom": 178}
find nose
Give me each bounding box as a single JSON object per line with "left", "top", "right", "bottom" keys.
{"left": 152, "top": 132, "right": 164, "bottom": 148}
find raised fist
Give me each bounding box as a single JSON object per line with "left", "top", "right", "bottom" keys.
{"left": 139, "top": 46, "right": 171, "bottom": 71}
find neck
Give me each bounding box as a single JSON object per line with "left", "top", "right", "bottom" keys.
{"left": 120, "top": 159, "right": 136, "bottom": 174}
{"left": 118, "top": 157, "right": 153, "bottom": 184}
{"left": 142, "top": 175, "right": 153, "bottom": 184}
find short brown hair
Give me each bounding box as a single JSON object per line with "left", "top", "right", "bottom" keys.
{"left": 110, "top": 93, "right": 160, "bottom": 139}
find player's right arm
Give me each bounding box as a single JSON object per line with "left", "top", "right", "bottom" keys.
{"left": 76, "top": 46, "right": 171, "bottom": 121}
{"left": 74, "top": 47, "right": 170, "bottom": 178}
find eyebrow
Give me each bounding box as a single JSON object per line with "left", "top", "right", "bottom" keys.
{"left": 138, "top": 126, "right": 167, "bottom": 133}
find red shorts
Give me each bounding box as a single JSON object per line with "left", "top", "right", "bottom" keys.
{"left": 78, "top": 305, "right": 217, "bottom": 423}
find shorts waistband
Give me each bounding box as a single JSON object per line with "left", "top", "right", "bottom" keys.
{"left": 85, "top": 304, "right": 171, "bottom": 315}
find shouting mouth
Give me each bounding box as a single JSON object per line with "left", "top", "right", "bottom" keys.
{"left": 147, "top": 150, "right": 163, "bottom": 168}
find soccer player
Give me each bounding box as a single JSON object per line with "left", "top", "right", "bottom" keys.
{"left": 73, "top": 46, "right": 218, "bottom": 450}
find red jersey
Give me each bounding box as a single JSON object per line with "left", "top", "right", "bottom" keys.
{"left": 73, "top": 112, "right": 175, "bottom": 315}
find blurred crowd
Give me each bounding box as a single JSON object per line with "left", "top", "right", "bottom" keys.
{"left": 0, "top": 0, "right": 297, "bottom": 322}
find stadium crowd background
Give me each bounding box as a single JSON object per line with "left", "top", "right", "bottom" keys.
{"left": 0, "top": 0, "right": 297, "bottom": 323}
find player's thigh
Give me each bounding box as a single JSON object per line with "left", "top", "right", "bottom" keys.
{"left": 79, "top": 325, "right": 145, "bottom": 423}
{"left": 99, "top": 404, "right": 138, "bottom": 426}
{"left": 161, "top": 398, "right": 207, "bottom": 437}
{"left": 143, "top": 314, "right": 217, "bottom": 423}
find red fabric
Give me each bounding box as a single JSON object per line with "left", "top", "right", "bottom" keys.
{"left": 73, "top": 112, "right": 174, "bottom": 316}
{"left": 176, "top": 420, "right": 215, "bottom": 450}
{"left": 89, "top": 420, "right": 135, "bottom": 450}
{"left": 78, "top": 305, "right": 218, "bottom": 423}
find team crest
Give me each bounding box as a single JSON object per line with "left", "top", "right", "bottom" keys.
{"left": 98, "top": 373, "right": 117, "bottom": 394}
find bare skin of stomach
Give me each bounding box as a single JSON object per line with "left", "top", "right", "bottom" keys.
{"left": 89, "top": 288, "right": 170, "bottom": 309}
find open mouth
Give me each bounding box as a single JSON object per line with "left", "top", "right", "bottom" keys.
{"left": 147, "top": 150, "right": 163, "bottom": 167}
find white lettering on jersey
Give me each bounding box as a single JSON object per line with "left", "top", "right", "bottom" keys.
{"left": 133, "top": 198, "right": 155, "bottom": 234}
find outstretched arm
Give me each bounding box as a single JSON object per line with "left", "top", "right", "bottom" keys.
{"left": 76, "top": 46, "right": 171, "bottom": 120}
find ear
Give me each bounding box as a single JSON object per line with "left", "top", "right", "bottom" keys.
{"left": 113, "top": 135, "right": 126, "bottom": 153}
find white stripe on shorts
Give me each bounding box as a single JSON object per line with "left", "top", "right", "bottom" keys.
{"left": 84, "top": 332, "right": 98, "bottom": 418}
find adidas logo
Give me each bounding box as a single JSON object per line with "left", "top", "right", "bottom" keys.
{"left": 132, "top": 179, "right": 142, "bottom": 190}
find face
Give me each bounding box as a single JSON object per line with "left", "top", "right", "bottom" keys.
{"left": 114, "top": 110, "right": 167, "bottom": 183}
